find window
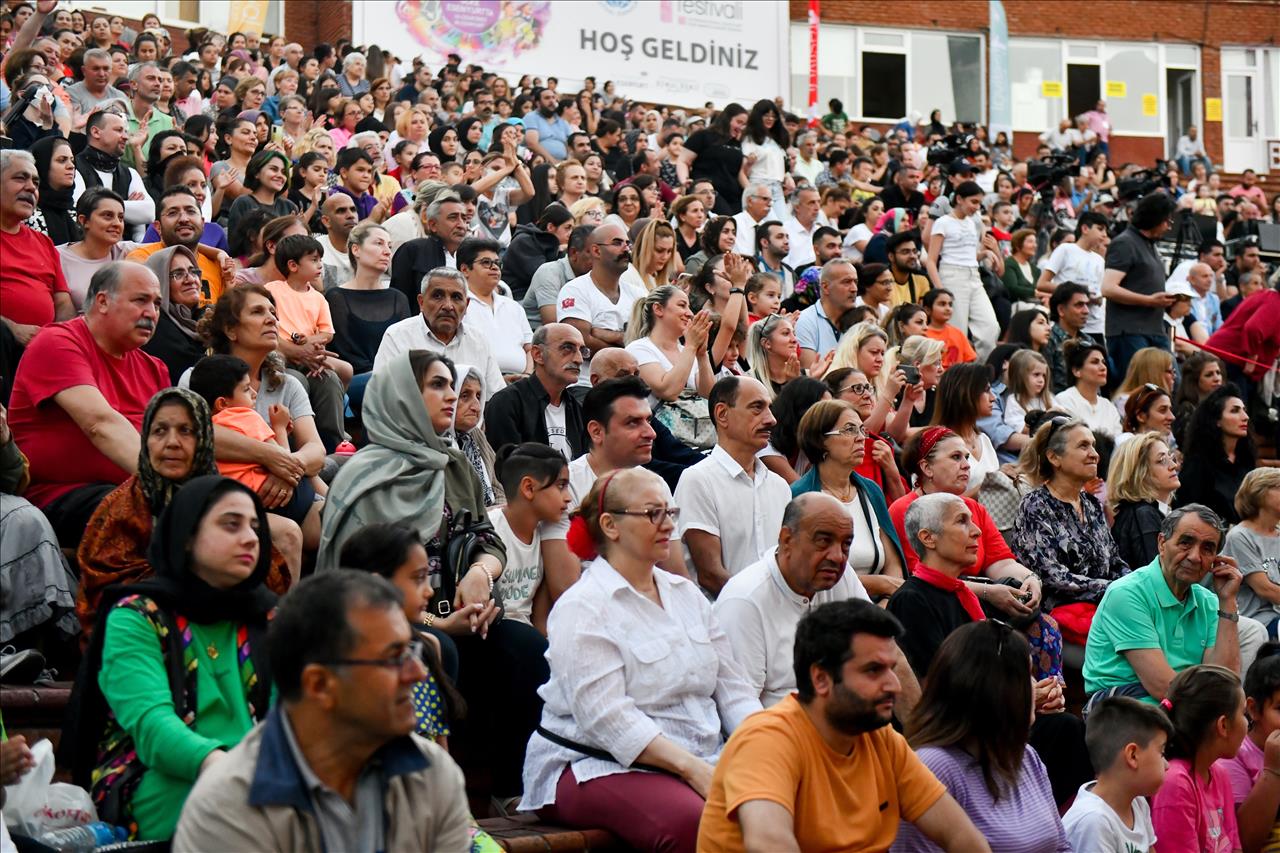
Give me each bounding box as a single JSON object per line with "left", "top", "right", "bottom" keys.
{"left": 862, "top": 52, "right": 906, "bottom": 119}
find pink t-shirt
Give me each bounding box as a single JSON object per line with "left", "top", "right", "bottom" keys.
{"left": 1152, "top": 758, "right": 1241, "bottom": 853}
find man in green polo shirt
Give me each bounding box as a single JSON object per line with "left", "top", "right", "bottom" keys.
{"left": 1083, "top": 504, "right": 1242, "bottom": 706}
{"left": 122, "top": 61, "right": 173, "bottom": 170}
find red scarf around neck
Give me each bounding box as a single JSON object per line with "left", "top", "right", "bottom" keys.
{"left": 912, "top": 564, "right": 986, "bottom": 623}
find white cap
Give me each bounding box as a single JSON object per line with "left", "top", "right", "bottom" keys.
{"left": 1165, "top": 279, "right": 1195, "bottom": 298}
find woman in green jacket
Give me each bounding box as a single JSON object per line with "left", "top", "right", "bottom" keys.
{"left": 70, "top": 476, "right": 276, "bottom": 840}
{"left": 1000, "top": 228, "right": 1040, "bottom": 305}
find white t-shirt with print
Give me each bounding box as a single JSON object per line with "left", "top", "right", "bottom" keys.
{"left": 556, "top": 273, "right": 647, "bottom": 387}
{"left": 1062, "top": 782, "right": 1156, "bottom": 853}
{"left": 488, "top": 507, "right": 542, "bottom": 626}
{"left": 545, "top": 401, "right": 570, "bottom": 459}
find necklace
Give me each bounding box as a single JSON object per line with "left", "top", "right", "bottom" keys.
{"left": 822, "top": 472, "right": 856, "bottom": 502}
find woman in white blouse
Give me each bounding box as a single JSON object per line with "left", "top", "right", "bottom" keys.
{"left": 457, "top": 236, "right": 534, "bottom": 381}
{"left": 625, "top": 285, "right": 715, "bottom": 403}
{"left": 1052, "top": 339, "right": 1123, "bottom": 440}
{"left": 520, "top": 467, "right": 761, "bottom": 852}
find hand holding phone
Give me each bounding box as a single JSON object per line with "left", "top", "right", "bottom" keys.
{"left": 900, "top": 364, "right": 920, "bottom": 385}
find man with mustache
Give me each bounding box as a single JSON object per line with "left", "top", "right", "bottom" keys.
{"left": 8, "top": 260, "right": 168, "bottom": 547}
{"left": 388, "top": 193, "right": 468, "bottom": 307}
{"left": 698, "top": 599, "right": 989, "bottom": 853}
{"left": 371, "top": 267, "right": 503, "bottom": 401}
{"left": 677, "top": 375, "right": 792, "bottom": 595}
{"left": 483, "top": 322, "right": 588, "bottom": 462}
{"left": 0, "top": 149, "right": 74, "bottom": 401}
{"left": 715, "top": 493, "right": 921, "bottom": 714}
{"left": 1084, "top": 503, "right": 1243, "bottom": 706}
{"left": 555, "top": 222, "right": 647, "bottom": 402}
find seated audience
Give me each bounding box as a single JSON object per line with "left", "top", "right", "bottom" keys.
{"left": 1175, "top": 384, "right": 1255, "bottom": 525}
{"left": 824, "top": 367, "right": 908, "bottom": 500}
{"left": 676, "top": 376, "right": 793, "bottom": 594}
{"left": 1150, "top": 665, "right": 1245, "bottom": 852}
{"left": 791, "top": 400, "right": 907, "bottom": 599}
{"left": 1172, "top": 350, "right": 1225, "bottom": 447}
{"left": 1009, "top": 418, "right": 1129, "bottom": 612}
{"left": 68, "top": 476, "right": 276, "bottom": 840}
{"left": 1118, "top": 381, "right": 1178, "bottom": 449}
{"left": 1108, "top": 432, "right": 1181, "bottom": 570}
{"left": 920, "top": 288, "right": 977, "bottom": 369}
{"left": 9, "top": 261, "right": 169, "bottom": 546}
{"left": 892, "top": 621, "right": 1070, "bottom": 851}
{"left": 318, "top": 350, "right": 544, "bottom": 804}
{"left": 699, "top": 600, "right": 986, "bottom": 852}
{"left": 127, "top": 187, "right": 232, "bottom": 305}
{"left": 388, "top": 192, "right": 469, "bottom": 306}
{"left": 520, "top": 467, "right": 762, "bottom": 852}
{"left": 1061, "top": 696, "right": 1170, "bottom": 852}
{"left": 457, "top": 236, "right": 534, "bottom": 380}
{"left": 625, "top": 284, "right": 715, "bottom": 403}
{"left": 449, "top": 365, "right": 502, "bottom": 506}
{"left": 1053, "top": 339, "right": 1122, "bottom": 440}
{"left": 174, "top": 572, "right": 475, "bottom": 850}
{"left": 758, "top": 377, "right": 831, "bottom": 482}
{"left": 140, "top": 245, "right": 207, "bottom": 384}
{"left": 1084, "top": 504, "right": 1242, "bottom": 704}
{"left": 1222, "top": 647, "right": 1280, "bottom": 852}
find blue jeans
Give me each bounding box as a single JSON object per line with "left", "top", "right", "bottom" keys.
{"left": 1106, "top": 333, "right": 1169, "bottom": 382}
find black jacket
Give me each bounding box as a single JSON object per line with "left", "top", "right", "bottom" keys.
{"left": 1111, "top": 499, "right": 1164, "bottom": 571}
{"left": 503, "top": 224, "right": 562, "bottom": 302}
{"left": 484, "top": 374, "right": 588, "bottom": 460}
{"left": 645, "top": 417, "right": 706, "bottom": 493}
{"left": 389, "top": 235, "right": 448, "bottom": 306}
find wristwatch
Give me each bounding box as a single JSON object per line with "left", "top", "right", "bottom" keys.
{"left": 1218, "top": 609, "right": 1240, "bottom": 623}
{"left": 728, "top": 287, "right": 744, "bottom": 295}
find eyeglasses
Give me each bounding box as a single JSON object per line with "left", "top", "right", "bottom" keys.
{"left": 553, "top": 342, "right": 593, "bottom": 360}
{"left": 168, "top": 267, "right": 200, "bottom": 281}
{"left": 609, "top": 506, "right": 681, "bottom": 524}
{"left": 316, "top": 639, "right": 424, "bottom": 673}
{"left": 826, "top": 424, "right": 867, "bottom": 439}
{"left": 595, "top": 238, "right": 632, "bottom": 248}
{"left": 474, "top": 257, "right": 502, "bottom": 270}
{"left": 839, "top": 382, "right": 874, "bottom": 397}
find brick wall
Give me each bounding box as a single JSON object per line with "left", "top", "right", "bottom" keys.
{"left": 283, "top": 0, "right": 353, "bottom": 52}
{"left": 790, "top": 0, "right": 1280, "bottom": 164}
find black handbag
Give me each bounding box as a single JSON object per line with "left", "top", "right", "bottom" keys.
{"left": 431, "top": 510, "right": 503, "bottom": 618}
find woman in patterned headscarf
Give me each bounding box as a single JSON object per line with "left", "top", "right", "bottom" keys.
{"left": 76, "top": 388, "right": 291, "bottom": 636}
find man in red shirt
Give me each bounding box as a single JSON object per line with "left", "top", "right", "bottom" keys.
{"left": 8, "top": 260, "right": 169, "bottom": 546}
{"left": 0, "top": 149, "right": 74, "bottom": 402}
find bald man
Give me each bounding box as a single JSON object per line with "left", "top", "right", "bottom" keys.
{"left": 319, "top": 193, "right": 359, "bottom": 288}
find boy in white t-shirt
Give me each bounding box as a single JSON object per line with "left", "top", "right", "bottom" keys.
{"left": 1063, "top": 696, "right": 1171, "bottom": 852}
{"left": 1036, "top": 211, "right": 1109, "bottom": 338}
{"left": 488, "top": 442, "right": 573, "bottom": 633}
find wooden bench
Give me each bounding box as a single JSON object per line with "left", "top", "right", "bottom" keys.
{"left": 479, "top": 815, "right": 621, "bottom": 852}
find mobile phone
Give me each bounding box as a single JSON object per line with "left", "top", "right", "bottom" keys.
{"left": 270, "top": 124, "right": 284, "bottom": 145}
{"left": 900, "top": 364, "right": 920, "bottom": 385}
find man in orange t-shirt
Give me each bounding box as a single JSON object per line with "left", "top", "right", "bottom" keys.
{"left": 697, "top": 600, "right": 990, "bottom": 852}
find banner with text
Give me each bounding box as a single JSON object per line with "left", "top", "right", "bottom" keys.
{"left": 355, "top": 0, "right": 790, "bottom": 108}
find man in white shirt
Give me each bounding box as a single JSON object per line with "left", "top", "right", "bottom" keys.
{"left": 1036, "top": 210, "right": 1109, "bottom": 341}
{"left": 733, "top": 183, "right": 775, "bottom": 257}
{"left": 1174, "top": 125, "right": 1210, "bottom": 175}
{"left": 556, "top": 222, "right": 646, "bottom": 395}
{"left": 782, "top": 187, "right": 821, "bottom": 270}
{"left": 372, "top": 267, "right": 504, "bottom": 399}
{"left": 677, "top": 376, "right": 792, "bottom": 594}
{"left": 317, "top": 194, "right": 357, "bottom": 290}
{"left": 715, "top": 494, "right": 869, "bottom": 703}
{"left": 791, "top": 132, "right": 823, "bottom": 187}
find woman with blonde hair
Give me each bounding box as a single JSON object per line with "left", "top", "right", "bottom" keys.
{"left": 1004, "top": 350, "right": 1055, "bottom": 435}
{"left": 569, "top": 196, "right": 606, "bottom": 228}
{"left": 627, "top": 219, "right": 678, "bottom": 291}
{"left": 384, "top": 104, "right": 433, "bottom": 165}
{"left": 1107, "top": 432, "right": 1181, "bottom": 570}
{"left": 881, "top": 334, "right": 946, "bottom": 431}
{"left": 746, "top": 314, "right": 828, "bottom": 401}
{"left": 1111, "top": 347, "right": 1175, "bottom": 414}
{"left": 625, "top": 284, "right": 714, "bottom": 401}
{"left": 292, "top": 128, "right": 338, "bottom": 171}
{"left": 1225, "top": 468, "right": 1280, "bottom": 635}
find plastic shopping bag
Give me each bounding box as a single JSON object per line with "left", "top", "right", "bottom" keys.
{"left": 1, "top": 739, "right": 96, "bottom": 836}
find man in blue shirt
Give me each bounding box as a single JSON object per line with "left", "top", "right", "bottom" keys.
{"left": 522, "top": 87, "right": 569, "bottom": 163}
{"left": 795, "top": 259, "right": 857, "bottom": 369}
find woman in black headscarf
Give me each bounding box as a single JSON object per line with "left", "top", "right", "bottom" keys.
{"left": 455, "top": 115, "right": 481, "bottom": 153}
{"left": 427, "top": 123, "right": 461, "bottom": 163}
{"left": 27, "top": 136, "right": 81, "bottom": 245}
{"left": 67, "top": 476, "right": 276, "bottom": 840}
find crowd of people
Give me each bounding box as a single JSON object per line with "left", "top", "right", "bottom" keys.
{"left": 1, "top": 1, "right": 1280, "bottom": 850}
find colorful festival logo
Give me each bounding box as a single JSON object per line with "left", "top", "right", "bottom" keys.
{"left": 395, "top": 1, "right": 551, "bottom": 60}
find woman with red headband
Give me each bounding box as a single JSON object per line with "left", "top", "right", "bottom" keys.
{"left": 520, "top": 466, "right": 761, "bottom": 853}
{"left": 889, "top": 425, "right": 1061, "bottom": 681}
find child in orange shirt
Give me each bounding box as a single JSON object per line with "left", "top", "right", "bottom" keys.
{"left": 189, "top": 354, "right": 323, "bottom": 583}
{"left": 264, "top": 234, "right": 353, "bottom": 387}
{"left": 922, "top": 287, "right": 977, "bottom": 368}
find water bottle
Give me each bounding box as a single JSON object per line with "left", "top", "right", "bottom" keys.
{"left": 36, "top": 822, "right": 126, "bottom": 852}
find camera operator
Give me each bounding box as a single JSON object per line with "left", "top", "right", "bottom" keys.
{"left": 1101, "top": 191, "right": 1178, "bottom": 378}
